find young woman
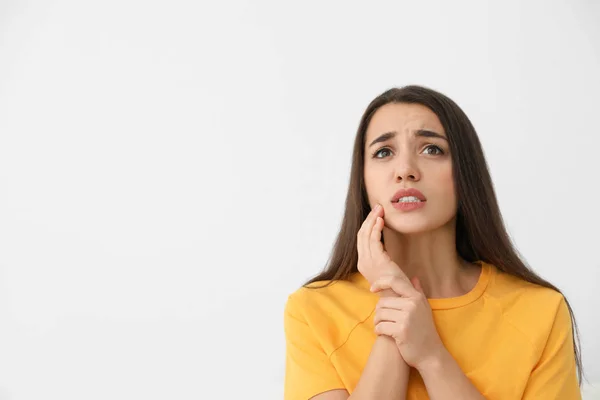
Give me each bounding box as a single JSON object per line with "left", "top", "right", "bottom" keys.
{"left": 283, "top": 85, "right": 583, "bottom": 400}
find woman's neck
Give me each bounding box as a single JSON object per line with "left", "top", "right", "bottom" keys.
{"left": 382, "top": 222, "right": 480, "bottom": 299}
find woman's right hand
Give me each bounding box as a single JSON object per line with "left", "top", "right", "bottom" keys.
{"left": 356, "top": 203, "right": 406, "bottom": 287}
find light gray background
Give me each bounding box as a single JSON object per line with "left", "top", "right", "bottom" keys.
{"left": 0, "top": 0, "right": 599, "bottom": 399}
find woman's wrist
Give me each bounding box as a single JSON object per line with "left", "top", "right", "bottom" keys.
{"left": 417, "top": 346, "right": 485, "bottom": 400}
{"left": 415, "top": 344, "right": 449, "bottom": 377}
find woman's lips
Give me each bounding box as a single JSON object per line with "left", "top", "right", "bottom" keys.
{"left": 391, "top": 188, "right": 426, "bottom": 202}
{"left": 391, "top": 200, "right": 426, "bottom": 211}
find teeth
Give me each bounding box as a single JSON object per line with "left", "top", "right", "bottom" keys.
{"left": 397, "top": 196, "right": 421, "bottom": 203}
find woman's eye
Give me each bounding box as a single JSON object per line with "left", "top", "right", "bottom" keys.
{"left": 373, "top": 148, "right": 392, "bottom": 158}
{"left": 373, "top": 145, "right": 444, "bottom": 158}
{"left": 423, "top": 145, "right": 444, "bottom": 155}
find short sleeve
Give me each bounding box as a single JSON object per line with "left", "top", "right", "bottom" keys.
{"left": 283, "top": 293, "right": 346, "bottom": 400}
{"left": 522, "top": 296, "right": 582, "bottom": 399}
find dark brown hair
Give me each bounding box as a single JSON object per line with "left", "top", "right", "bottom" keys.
{"left": 305, "top": 85, "right": 584, "bottom": 384}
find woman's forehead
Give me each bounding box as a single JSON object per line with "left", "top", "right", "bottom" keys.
{"left": 366, "top": 103, "right": 445, "bottom": 141}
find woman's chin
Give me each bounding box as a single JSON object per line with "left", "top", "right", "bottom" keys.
{"left": 384, "top": 222, "right": 433, "bottom": 235}
{"left": 383, "top": 214, "right": 450, "bottom": 234}
{"left": 384, "top": 214, "right": 455, "bottom": 235}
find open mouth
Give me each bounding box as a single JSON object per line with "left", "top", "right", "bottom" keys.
{"left": 394, "top": 196, "right": 425, "bottom": 203}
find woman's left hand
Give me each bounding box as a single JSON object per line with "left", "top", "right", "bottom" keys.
{"left": 371, "top": 275, "right": 446, "bottom": 371}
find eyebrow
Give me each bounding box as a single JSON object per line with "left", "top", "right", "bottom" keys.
{"left": 368, "top": 129, "right": 448, "bottom": 148}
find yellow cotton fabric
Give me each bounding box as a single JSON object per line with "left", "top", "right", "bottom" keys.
{"left": 283, "top": 261, "right": 581, "bottom": 400}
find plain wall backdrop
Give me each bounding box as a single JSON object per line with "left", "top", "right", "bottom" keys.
{"left": 1, "top": 0, "right": 599, "bottom": 399}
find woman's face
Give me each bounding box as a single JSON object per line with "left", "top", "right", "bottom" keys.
{"left": 363, "top": 102, "right": 457, "bottom": 234}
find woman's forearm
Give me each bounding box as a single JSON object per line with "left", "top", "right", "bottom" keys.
{"left": 350, "top": 289, "right": 410, "bottom": 400}
{"left": 349, "top": 335, "right": 410, "bottom": 400}
{"left": 418, "top": 347, "right": 485, "bottom": 400}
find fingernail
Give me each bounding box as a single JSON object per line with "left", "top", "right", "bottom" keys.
{"left": 374, "top": 204, "right": 380, "bottom": 211}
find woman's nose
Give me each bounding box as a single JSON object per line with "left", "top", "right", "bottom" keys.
{"left": 394, "top": 158, "right": 420, "bottom": 182}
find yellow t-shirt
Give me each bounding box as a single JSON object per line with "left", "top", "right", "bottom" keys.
{"left": 283, "top": 261, "right": 581, "bottom": 400}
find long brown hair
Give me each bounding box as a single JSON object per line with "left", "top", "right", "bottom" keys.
{"left": 305, "top": 85, "right": 584, "bottom": 384}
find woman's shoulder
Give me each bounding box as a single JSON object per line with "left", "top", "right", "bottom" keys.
{"left": 488, "top": 265, "right": 566, "bottom": 307}
{"left": 284, "top": 272, "right": 375, "bottom": 325}
{"left": 290, "top": 271, "right": 370, "bottom": 296}
{"left": 485, "top": 264, "right": 571, "bottom": 341}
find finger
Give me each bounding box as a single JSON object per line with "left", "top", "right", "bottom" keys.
{"left": 376, "top": 296, "right": 412, "bottom": 311}
{"left": 357, "top": 205, "right": 379, "bottom": 256}
{"left": 411, "top": 276, "right": 426, "bottom": 295}
{"left": 374, "top": 321, "right": 396, "bottom": 337}
{"left": 368, "top": 218, "right": 410, "bottom": 281}
{"left": 371, "top": 275, "right": 417, "bottom": 297}
{"left": 358, "top": 204, "right": 382, "bottom": 259}
{"left": 370, "top": 215, "right": 385, "bottom": 259}
{"left": 373, "top": 308, "right": 404, "bottom": 325}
